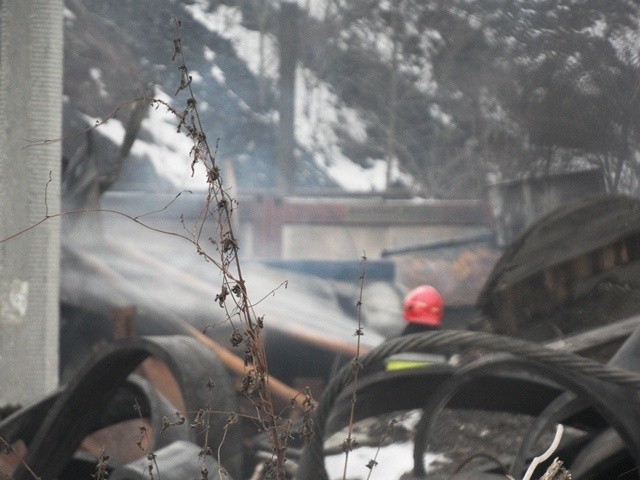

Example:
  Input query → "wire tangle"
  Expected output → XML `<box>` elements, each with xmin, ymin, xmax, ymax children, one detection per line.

<box><xmin>295</xmin><ymin>329</ymin><xmax>640</xmax><ymax>480</ymax></box>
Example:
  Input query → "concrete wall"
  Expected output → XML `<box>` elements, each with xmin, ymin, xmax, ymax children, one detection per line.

<box><xmin>282</xmin><ymin>224</ymin><xmax>486</xmax><ymax>260</ymax></box>
<box><xmin>487</xmin><ymin>168</ymin><xmax>606</xmax><ymax>247</ymax></box>
<box><xmin>242</xmin><ymin>197</ymin><xmax>491</xmax><ymax>259</ymax></box>
<box><xmin>102</xmin><ymin>192</ymin><xmax>492</xmax><ymax>261</ymax></box>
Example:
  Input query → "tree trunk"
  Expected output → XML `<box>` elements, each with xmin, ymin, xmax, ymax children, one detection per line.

<box><xmin>385</xmin><ymin>2</ymin><xmax>401</xmax><ymax>190</ymax></box>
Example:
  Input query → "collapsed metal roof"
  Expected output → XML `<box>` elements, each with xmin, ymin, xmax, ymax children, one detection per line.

<box><xmin>479</xmin><ymin>195</ymin><xmax>640</xmax><ymax>301</ymax></box>
<box><xmin>477</xmin><ymin>195</ymin><xmax>640</xmax><ymax>334</ymax></box>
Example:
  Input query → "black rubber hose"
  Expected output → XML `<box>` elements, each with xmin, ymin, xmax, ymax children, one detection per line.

<box><xmin>295</xmin><ymin>330</ymin><xmax>640</xmax><ymax>480</ymax></box>
<box><xmin>12</xmin><ymin>335</ymin><xmax>241</xmax><ymax>480</ymax></box>
<box><xmin>411</xmin><ymin>355</ymin><xmax>640</xmax><ymax>478</ymax></box>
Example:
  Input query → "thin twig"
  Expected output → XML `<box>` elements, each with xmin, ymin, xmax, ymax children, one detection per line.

<box><xmin>44</xmin><ymin>171</ymin><xmax>52</xmax><ymax>217</ymax></box>
<box><xmin>538</xmin><ymin>458</ymin><xmax>571</xmax><ymax>480</ymax></box>
<box><xmin>23</xmin><ymin>96</ymin><xmax>157</xmax><ymax>149</ymax></box>
<box><xmin>132</xmin><ymin>190</ymin><xmax>193</xmax><ymax>221</ymax></box>
<box><xmin>0</xmin><ymin>207</ymin><xmax>226</xmax><ymax>272</ymax></box>
<box><xmin>365</xmin><ymin>417</ymin><xmax>399</xmax><ymax>480</ymax></box>
<box><xmin>341</xmin><ymin>253</ymin><xmax>367</xmax><ymax>480</ymax></box>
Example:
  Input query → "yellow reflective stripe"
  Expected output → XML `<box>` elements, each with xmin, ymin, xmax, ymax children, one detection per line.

<box><xmin>385</xmin><ymin>360</ymin><xmax>432</xmax><ymax>371</ymax></box>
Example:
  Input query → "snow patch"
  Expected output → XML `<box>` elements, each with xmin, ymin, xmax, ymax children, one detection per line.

<box><xmin>202</xmin><ymin>46</ymin><xmax>226</xmax><ymax>84</ymax></box>
<box><xmin>189</xmin><ymin>70</ymin><xmax>204</xmax><ymax>84</ymax></box>
<box><xmin>89</xmin><ymin>68</ymin><xmax>108</xmax><ymax>99</ymax></box>
<box><xmin>429</xmin><ymin>104</ymin><xmax>453</xmax><ymax>126</ymax></box>
<box><xmin>296</xmin><ymin>67</ymin><xmax>368</xmax><ymax>145</ymax></box>
<box><xmin>327</xmin><ymin>155</ymin><xmax>389</xmax><ymax>191</ymax></box>
<box><xmin>610</xmin><ymin>23</ymin><xmax>640</xmax><ymax>66</ymax></box>
<box><xmin>580</xmin><ymin>18</ymin><xmax>608</xmax><ymax>38</ymax></box>
<box><xmin>184</xmin><ymin>0</ymin><xmax>405</xmax><ymax>192</ymax></box>
<box><xmin>211</xmin><ymin>64</ymin><xmax>226</xmax><ymax>84</ymax></box>
<box><xmin>203</xmin><ymin>45</ymin><xmax>215</xmax><ymax>62</ymax></box>
<box><xmin>325</xmin><ymin>443</ymin><xmax>448</xmax><ymax>479</ymax></box>
<box><xmin>295</xmin><ymin>67</ymin><xmax>390</xmax><ymax>191</ymax></box>
<box><xmin>63</xmin><ymin>7</ymin><xmax>76</xmax><ymax>21</ymax></box>
<box><xmin>87</xmin><ymin>89</ymin><xmax>209</xmax><ymax>191</ymax></box>
<box><xmin>184</xmin><ymin>2</ymin><xmax>279</xmax><ymax>80</ymax></box>
<box><xmin>295</xmin><ymin>0</ymin><xmax>330</xmax><ymax>21</ymax></box>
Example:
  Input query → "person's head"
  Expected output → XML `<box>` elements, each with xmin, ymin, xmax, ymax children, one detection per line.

<box><xmin>403</xmin><ymin>285</ymin><xmax>444</xmax><ymax>329</ymax></box>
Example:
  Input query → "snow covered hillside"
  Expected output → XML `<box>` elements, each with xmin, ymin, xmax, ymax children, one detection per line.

<box><xmin>62</xmin><ymin>0</ymin><xmax>640</xmax><ymax>199</ymax></box>
<box><xmin>63</xmin><ymin>0</ymin><xmax>403</xmax><ymax>195</ymax></box>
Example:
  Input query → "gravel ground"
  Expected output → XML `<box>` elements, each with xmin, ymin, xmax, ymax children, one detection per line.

<box><xmin>427</xmin><ymin>409</ymin><xmax>536</xmax><ymax>475</ymax></box>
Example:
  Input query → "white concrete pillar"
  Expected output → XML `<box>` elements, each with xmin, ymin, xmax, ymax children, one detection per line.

<box><xmin>0</xmin><ymin>0</ymin><xmax>63</xmax><ymax>403</ymax></box>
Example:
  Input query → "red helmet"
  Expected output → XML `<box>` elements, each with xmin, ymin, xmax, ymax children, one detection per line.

<box><xmin>403</xmin><ymin>285</ymin><xmax>444</xmax><ymax>327</ymax></box>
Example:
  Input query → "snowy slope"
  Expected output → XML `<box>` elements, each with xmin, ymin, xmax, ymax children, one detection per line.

<box><xmin>183</xmin><ymin>0</ymin><xmax>404</xmax><ymax>191</ymax></box>
<box><xmin>63</xmin><ymin>0</ymin><xmax>399</xmax><ymax>194</ymax></box>
<box><xmin>63</xmin><ymin>1</ymin><xmax>640</xmax><ymax>198</ymax></box>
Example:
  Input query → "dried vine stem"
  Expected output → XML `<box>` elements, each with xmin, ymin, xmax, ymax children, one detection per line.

<box><xmin>537</xmin><ymin>458</ymin><xmax>570</xmax><ymax>480</ymax></box>
<box><xmin>365</xmin><ymin>417</ymin><xmax>398</xmax><ymax>480</ymax></box>
<box><xmin>169</xmin><ymin>18</ymin><xmax>291</xmax><ymax>479</ymax></box>
<box><xmin>340</xmin><ymin>254</ymin><xmax>367</xmax><ymax>479</ymax></box>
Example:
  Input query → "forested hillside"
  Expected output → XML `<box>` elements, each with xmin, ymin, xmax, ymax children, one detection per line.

<box><xmin>62</xmin><ymin>0</ymin><xmax>640</xmax><ymax>198</ymax></box>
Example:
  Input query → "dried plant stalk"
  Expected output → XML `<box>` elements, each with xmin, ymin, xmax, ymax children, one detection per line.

<box><xmin>538</xmin><ymin>458</ymin><xmax>571</xmax><ymax>480</ymax></box>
